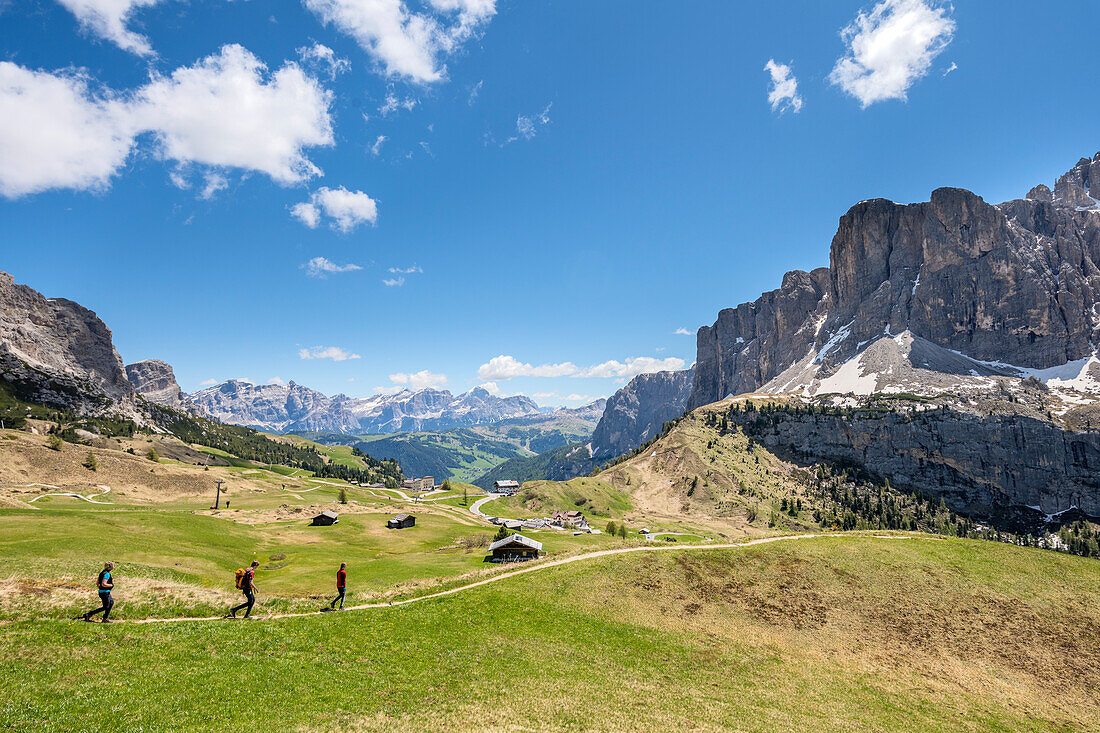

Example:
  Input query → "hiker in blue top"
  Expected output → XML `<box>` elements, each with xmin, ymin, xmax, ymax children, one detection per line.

<box><xmin>81</xmin><ymin>562</ymin><xmax>115</xmax><ymax>623</ymax></box>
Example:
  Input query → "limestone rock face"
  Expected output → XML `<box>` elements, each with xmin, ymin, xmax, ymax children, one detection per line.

<box><xmin>589</xmin><ymin>368</ymin><xmax>694</xmax><ymax>458</ymax></box>
<box><xmin>739</xmin><ymin>409</ymin><xmax>1100</xmax><ymax>518</ymax></box>
<box><xmin>690</xmin><ymin>153</ymin><xmax>1100</xmax><ymax>409</ymax></box>
<box><xmin>0</xmin><ymin>271</ymin><xmax>138</xmax><ymax>416</ymax></box>
<box><xmin>125</xmin><ymin>359</ymin><xmax>204</xmax><ymax>415</ymax></box>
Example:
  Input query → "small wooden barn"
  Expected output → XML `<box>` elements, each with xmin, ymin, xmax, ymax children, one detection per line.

<box><xmin>488</xmin><ymin>533</ymin><xmax>543</xmax><ymax>562</ymax></box>
<box><xmin>387</xmin><ymin>513</ymin><xmax>415</xmax><ymax>529</ymax></box>
<box><xmin>311</xmin><ymin>510</ymin><xmax>339</xmax><ymax>526</ymax></box>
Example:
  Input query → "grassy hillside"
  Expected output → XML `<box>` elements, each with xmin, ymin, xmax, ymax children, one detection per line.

<box><xmin>352</xmin><ymin>429</ymin><xmax>527</xmax><ymax>482</ymax></box>
<box><xmin>473</xmin><ymin>442</ymin><xmax>601</xmax><ymax>490</ymax></box>
<box><xmin>2</xmin><ymin>537</ymin><xmax>1098</xmax><ymax>730</ymax></box>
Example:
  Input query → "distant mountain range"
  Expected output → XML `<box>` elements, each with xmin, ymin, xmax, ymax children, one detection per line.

<box><xmin>188</xmin><ymin>379</ymin><xmax>600</xmax><ymax>435</ymax></box>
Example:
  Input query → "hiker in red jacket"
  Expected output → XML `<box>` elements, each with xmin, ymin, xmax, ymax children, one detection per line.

<box><xmin>329</xmin><ymin>562</ymin><xmax>347</xmax><ymax>610</ymax></box>
<box><xmin>226</xmin><ymin>561</ymin><xmax>259</xmax><ymax>619</ymax></box>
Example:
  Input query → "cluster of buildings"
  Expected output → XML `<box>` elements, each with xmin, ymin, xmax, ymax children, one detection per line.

<box><xmin>486</xmin><ymin>509</ymin><xmax>591</xmax><ymax>533</ymax></box>
<box><xmin>403</xmin><ymin>476</ymin><xmax>435</xmax><ymax>491</ymax></box>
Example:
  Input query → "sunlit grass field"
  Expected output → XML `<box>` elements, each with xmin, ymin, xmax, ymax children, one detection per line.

<box><xmin>1</xmin><ymin>537</ymin><xmax>1098</xmax><ymax>731</ymax></box>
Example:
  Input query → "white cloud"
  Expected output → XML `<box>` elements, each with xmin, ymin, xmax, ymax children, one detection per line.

<box><xmin>764</xmin><ymin>59</ymin><xmax>803</xmax><ymax>114</ymax></box>
<box><xmin>388</xmin><ymin>265</ymin><xmax>422</xmax><ymax>274</ymax></box>
<box><xmin>266</xmin><ymin>376</ymin><xmax>287</xmax><ymax>386</ymax></box>
<box><xmin>508</xmin><ymin>102</ymin><xmax>551</xmax><ymax>143</ymax></box>
<box><xmin>198</xmin><ymin>378</ymin><xmax>218</xmax><ymax>386</ymax></box>
<box><xmin>467</xmin><ymin>79</ymin><xmax>483</xmax><ymax>105</ymax></box>
<box><xmin>382</xmin><ymin>276</ymin><xmax>405</xmax><ymax>287</ymax></box>
<box><xmin>298</xmin><ymin>345</ymin><xmax>361</xmax><ymax>361</ymax></box>
<box><xmin>133</xmin><ymin>45</ymin><xmax>334</xmax><ymax>184</ymax></box>
<box><xmin>674</xmin><ymin>327</ymin><xmax>693</xmax><ymax>336</ymax></box>
<box><xmin>303</xmin><ymin>0</ymin><xmax>496</xmax><ymax>84</ymax></box>
<box><xmin>0</xmin><ymin>64</ymin><xmax>133</xmax><ymax>197</ymax></box>
<box><xmin>477</xmin><ymin>355</ymin><xmax>579</xmax><ymax>381</ymax></box>
<box><xmin>56</xmin><ymin>0</ymin><xmax>162</xmax><ymax>57</ymax></box>
<box><xmin>942</xmin><ymin>61</ymin><xmax>957</xmax><ymax>77</ymax></box>
<box><xmin>829</xmin><ymin>0</ymin><xmax>955</xmax><ymax>108</ymax></box>
<box><xmin>199</xmin><ymin>171</ymin><xmax>228</xmax><ymax>200</ymax></box>
<box><xmin>478</xmin><ymin>381</ymin><xmax>501</xmax><ymax>395</ymax></box>
<box><xmin>477</xmin><ymin>353</ymin><xmax>686</xmax><ymax>381</ymax></box>
<box><xmin>290</xmin><ymin>202</ymin><xmax>321</xmax><ymax>228</ymax></box>
<box><xmin>379</xmin><ymin>90</ymin><xmax>418</xmax><ymax>116</ymax></box>
<box><xmin>296</xmin><ymin>43</ymin><xmax>351</xmax><ymax>79</ymax></box>
<box><xmin>576</xmin><ymin>357</ymin><xmax>685</xmax><ymax>379</ymax></box>
<box><xmin>370</xmin><ymin>134</ymin><xmax>387</xmax><ymax>156</ymax></box>
<box><xmin>303</xmin><ymin>256</ymin><xmax>363</xmax><ymax>277</ymax></box>
<box><xmin>291</xmin><ymin>186</ymin><xmax>378</xmax><ymax>231</ymax></box>
<box><xmin>389</xmin><ymin>369</ymin><xmax>448</xmax><ymax>389</ymax></box>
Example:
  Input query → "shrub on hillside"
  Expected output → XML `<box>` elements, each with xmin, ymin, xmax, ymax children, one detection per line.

<box><xmin>47</xmin><ymin>435</ymin><xmax>63</xmax><ymax>451</ymax></box>
<box><xmin>82</xmin><ymin>452</ymin><xmax>97</xmax><ymax>471</ymax></box>
<box><xmin>145</xmin><ymin>447</ymin><xmax>159</xmax><ymax>462</ymax></box>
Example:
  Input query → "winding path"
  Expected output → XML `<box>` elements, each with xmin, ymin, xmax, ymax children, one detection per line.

<box><xmin>28</xmin><ymin>485</ymin><xmax>112</xmax><ymax>505</ymax></box>
<box><xmin>123</xmin><ymin>533</ymin><xmax>934</xmax><ymax>626</ymax></box>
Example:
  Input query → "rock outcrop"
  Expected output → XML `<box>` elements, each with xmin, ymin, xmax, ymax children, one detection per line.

<box><xmin>736</xmin><ymin>407</ymin><xmax>1100</xmax><ymax>518</ymax></box>
<box><xmin>590</xmin><ymin>369</ymin><xmax>694</xmax><ymax>458</ymax></box>
<box><xmin>690</xmin><ymin>152</ymin><xmax>1100</xmax><ymax>408</ymax></box>
<box><xmin>0</xmin><ymin>271</ymin><xmax>138</xmax><ymax>417</ymax></box>
<box><xmin>190</xmin><ymin>381</ymin><xmax>544</xmax><ymax>434</ymax></box>
<box><xmin>125</xmin><ymin>359</ymin><xmax>204</xmax><ymax>415</ymax></box>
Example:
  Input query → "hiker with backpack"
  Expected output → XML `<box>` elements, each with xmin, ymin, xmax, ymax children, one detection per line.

<box><xmin>226</xmin><ymin>561</ymin><xmax>259</xmax><ymax>619</ymax></box>
<box><xmin>81</xmin><ymin>561</ymin><xmax>115</xmax><ymax>623</ymax></box>
<box><xmin>328</xmin><ymin>562</ymin><xmax>347</xmax><ymax>611</ymax></box>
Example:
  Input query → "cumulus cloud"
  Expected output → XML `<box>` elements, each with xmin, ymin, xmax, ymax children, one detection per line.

<box><xmin>674</xmin><ymin>327</ymin><xmax>693</xmax><ymax>336</ymax></box>
<box><xmin>389</xmin><ymin>369</ymin><xmax>448</xmax><ymax>389</ymax></box>
<box><xmin>764</xmin><ymin>59</ymin><xmax>803</xmax><ymax>114</ymax></box>
<box><xmin>298</xmin><ymin>345</ymin><xmax>361</xmax><ymax>361</ymax></box>
<box><xmin>477</xmin><ymin>355</ymin><xmax>578</xmax><ymax>381</ymax></box>
<box><xmin>303</xmin><ymin>0</ymin><xmax>496</xmax><ymax>83</ymax></box>
<box><xmin>575</xmin><ymin>357</ymin><xmax>685</xmax><ymax>379</ymax></box>
<box><xmin>296</xmin><ymin>43</ymin><xmax>350</xmax><ymax>79</ymax></box>
<box><xmin>0</xmin><ymin>45</ymin><xmax>338</xmax><ymax>199</ymax></box>
<box><xmin>829</xmin><ymin>0</ymin><xmax>955</xmax><ymax>108</ymax></box>
<box><xmin>266</xmin><ymin>376</ymin><xmax>287</xmax><ymax>386</ymax></box>
<box><xmin>303</xmin><ymin>256</ymin><xmax>363</xmax><ymax>277</ymax></box>
<box><xmin>56</xmin><ymin>0</ymin><xmax>163</xmax><ymax>57</ymax></box>
<box><xmin>0</xmin><ymin>64</ymin><xmax>133</xmax><ymax>197</ymax></box>
<box><xmin>133</xmin><ymin>45</ymin><xmax>334</xmax><ymax>184</ymax></box>
<box><xmin>291</xmin><ymin>186</ymin><xmax>378</xmax><ymax>231</ymax></box>
<box><xmin>198</xmin><ymin>378</ymin><xmax>218</xmax><ymax>386</ymax></box>
<box><xmin>478</xmin><ymin>381</ymin><xmax>501</xmax><ymax>395</ymax></box>
<box><xmin>382</xmin><ymin>276</ymin><xmax>405</xmax><ymax>287</ymax></box>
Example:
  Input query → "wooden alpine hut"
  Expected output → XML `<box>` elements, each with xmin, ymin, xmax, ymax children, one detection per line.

<box><xmin>488</xmin><ymin>533</ymin><xmax>543</xmax><ymax>562</ymax></box>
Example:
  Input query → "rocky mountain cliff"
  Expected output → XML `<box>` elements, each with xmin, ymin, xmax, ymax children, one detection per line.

<box><xmin>0</xmin><ymin>271</ymin><xmax>140</xmax><ymax>418</ymax></box>
<box><xmin>125</xmin><ymin>359</ymin><xmax>204</xmax><ymax>416</ymax></box>
<box><xmin>689</xmin><ymin>153</ymin><xmax>1100</xmax><ymax>409</ymax></box>
<box><xmin>190</xmin><ymin>381</ymin><xmax>543</xmax><ymax>434</ymax></box>
<box><xmin>589</xmin><ymin>368</ymin><xmax>694</xmax><ymax>458</ymax></box>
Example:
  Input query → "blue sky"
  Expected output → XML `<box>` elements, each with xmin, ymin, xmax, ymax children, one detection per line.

<box><xmin>2</xmin><ymin>0</ymin><xmax>1097</xmax><ymax>406</ymax></box>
